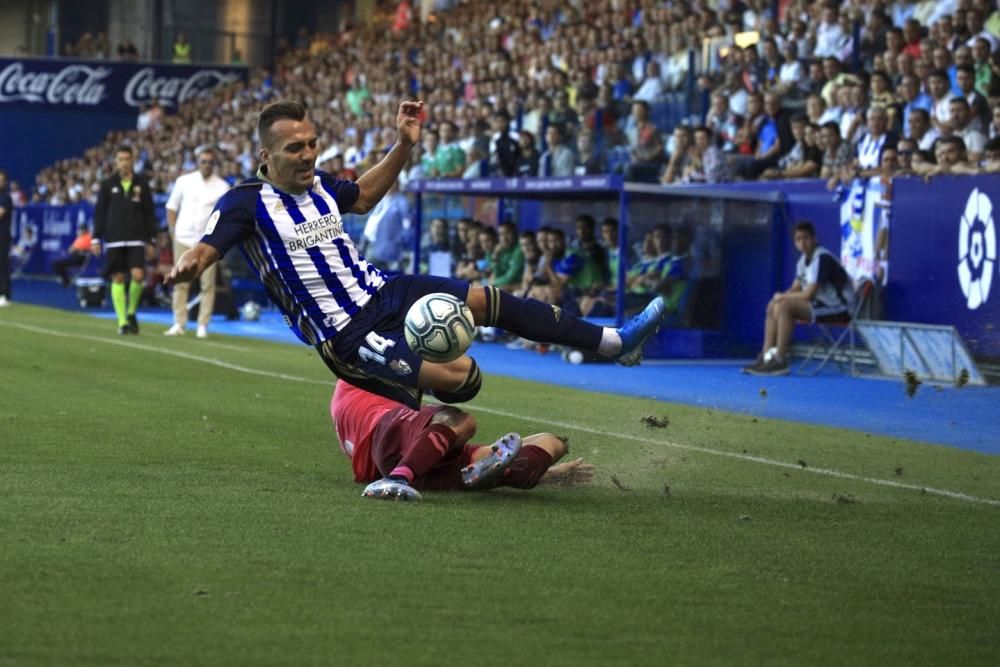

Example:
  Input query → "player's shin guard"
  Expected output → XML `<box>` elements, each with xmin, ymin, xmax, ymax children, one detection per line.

<box><xmin>501</xmin><ymin>445</ymin><xmax>555</xmax><ymax>489</ymax></box>
<box><xmin>432</xmin><ymin>359</ymin><xmax>482</xmax><ymax>404</ymax></box>
<box><xmin>390</xmin><ymin>423</ymin><xmax>459</xmax><ymax>484</ymax></box>
<box><xmin>482</xmin><ymin>286</ymin><xmax>602</xmax><ymax>351</ymax></box>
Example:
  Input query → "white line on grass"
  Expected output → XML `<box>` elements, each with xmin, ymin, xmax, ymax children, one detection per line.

<box><xmin>0</xmin><ymin>320</ymin><xmax>332</xmax><ymax>387</ymax></box>
<box><xmin>3</xmin><ymin>318</ymin><xmax>997</xmax><ymax>508</ymax></box>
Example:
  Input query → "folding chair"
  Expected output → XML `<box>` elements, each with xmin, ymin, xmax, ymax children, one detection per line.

<box><xmin>796</xmin><ymin>279</ymin><xmax>874</xmax><ymax>376</ymax></box>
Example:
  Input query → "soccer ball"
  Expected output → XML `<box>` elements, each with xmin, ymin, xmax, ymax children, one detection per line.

<box><xmin>404</xmin><ymin>293</ymin><xmax>475</xmax><ymax>363</ymax></box>
<box><xmin>241</xmin><ymin>301</ymin><xmax>262</xmax><ymax>321</ymax></box>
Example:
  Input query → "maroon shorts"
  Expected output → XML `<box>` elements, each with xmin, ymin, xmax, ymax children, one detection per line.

<box><xmin>369</xmin><ymin>406</ymin><xmax>555</xmax><ymax>491</ymax></box>
<box><xmin>370</xmin><ymin>405</ymin><xmax>477</xmax><ymax>491</ymax></box>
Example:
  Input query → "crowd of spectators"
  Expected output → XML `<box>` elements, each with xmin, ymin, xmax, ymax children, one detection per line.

<box><xmin>63</xmin><ymin>32</ymin><xmax>140</xmax><ymax>61</ymax></box>
<box><xmin>417</xmin><ymin>212</ymin><xmax>695</xmax><ymax>330</ymax></box>
<box><xmin>28</xmin><ymin>0</ymin><xmax>1000</xmax><ymax>210</ymax></box>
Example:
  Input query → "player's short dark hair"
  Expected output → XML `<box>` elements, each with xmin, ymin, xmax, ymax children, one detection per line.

<box><xmin>909</xmin><ymin>107</ymin><xmax>930</xmax><ymax>121</ymax></box>
<box><xmin>793</xmin><ymin>221</ymin><xmax>816</xmax><ymax>237</ymax></box>
<box><xmin>929</xmin><ymin>68</ymin><xmax>949</xmax><ymax>81</ymax></box>
<box><xmin>950</xmin><ymin>96</ymin><xmax>970</xmax><ymax>108</ymax></box>
<box><xmin>791</xmin><ymin>113</ymin><xmax>809</xmax><ymax>125</ymax></box>
<box><xmin>258</xmin><ymin>100</ymin><xmax>307</xmax><ymax>147</ymax></box>
<box><xmin>956</xmin><ymin>63</ymin><xmax>975</xmax><ymax>77</ymax></box>
<box><xmin>821</xmin><ymin>121</ymin><xmax>841</xmax><ymax>134</ymax></box>
<box><xmin>575</xmin><ymin>214</ymin><xmax>596</xmax><ymax>230</ymax></box>
<box><xmin>602</xmin><ymin>217</ymin><xmax>618</xmax><ymax>228</ymax></box>
<box><xmin>115</xmin><ymin>145</ymin><xmax>133</xmax><ymax>156</ymax></box>
<box><xmin>499</xmin><ymin>221</ymin><xmax>518</xmax><ymax>233</ymax></box>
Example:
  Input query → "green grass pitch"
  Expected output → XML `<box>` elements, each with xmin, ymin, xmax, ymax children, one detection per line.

<box><xmin>1</xmin><ymin>305</ymin><xmax>999</xmax><ymax>666</ymax></box>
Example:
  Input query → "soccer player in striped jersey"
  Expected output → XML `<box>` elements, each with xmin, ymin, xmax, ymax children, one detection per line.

<box><xmin>166</xmin><ymin>99</ymin><xmax>667</xmax><ymax>422</ymax></box>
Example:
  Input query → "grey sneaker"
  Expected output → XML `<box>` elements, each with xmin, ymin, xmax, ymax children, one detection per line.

<box><xmin>361</xmin><ymin>478</ymin><xmax>423</xmax><ymax>501</ymax></box>
<box><xmin>461</xmin><ymin>433</ymin><xmax>523</xmax><ymax>489</ymax></box>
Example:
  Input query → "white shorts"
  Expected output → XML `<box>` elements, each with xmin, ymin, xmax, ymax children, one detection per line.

<box><xmin>810</xmin><ymin>302</ymin><xmax>850</xmax><ymax>322</ymax></box>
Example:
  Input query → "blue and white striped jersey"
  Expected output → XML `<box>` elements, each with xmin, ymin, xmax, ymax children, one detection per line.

<box><xmin>200</xmin><ymin>169</ymin><xmax>385</xmax><ymax>345</ymax></box>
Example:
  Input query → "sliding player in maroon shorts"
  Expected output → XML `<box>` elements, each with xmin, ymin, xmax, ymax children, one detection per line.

<box><xmin>330</xmin><ymin>380</ymin><xmax>593</xmax><ymax>501</ymax></box>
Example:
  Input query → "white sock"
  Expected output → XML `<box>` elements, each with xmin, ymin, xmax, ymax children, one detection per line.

<box><xmin>597</xmin><ymin>327</ymin><xmax>622</xmax><ymax>356</ymax></box>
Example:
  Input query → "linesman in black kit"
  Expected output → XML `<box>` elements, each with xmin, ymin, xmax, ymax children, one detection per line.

<box><xmin>92</xmin><ymin>146</ymin><xmax>158</xmax><ymax>334</ymax></box>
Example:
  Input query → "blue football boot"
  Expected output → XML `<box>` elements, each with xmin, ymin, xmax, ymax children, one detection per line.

<box><xmin>612</xmin><ymin>296</ymin><xmax>667</xmax><ymax>366</ymax></box>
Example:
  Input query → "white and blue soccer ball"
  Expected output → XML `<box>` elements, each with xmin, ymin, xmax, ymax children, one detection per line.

<box><xmin>404</xmin><ymin>293</ymin><xmax>475</xmax><ymax>363</ymax></box>
<box><xmin>241</xmin><ymin>300</ymin><xmax>262</xmax><ymax>322</ymax></box>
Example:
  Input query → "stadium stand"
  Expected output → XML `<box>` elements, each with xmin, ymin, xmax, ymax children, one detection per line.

<box><xmin>25</xmin><ymin>0</ymin><xmax>1000</xmax><ymax>210</ymax></box>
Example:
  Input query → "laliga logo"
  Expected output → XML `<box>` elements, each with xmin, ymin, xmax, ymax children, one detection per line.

<box><xmin>124</xmin><ymin>67</ymin><xmax>242</xmax><ymax>107</ymax></box>
<box><xmin>957</xmin><ymin>188</ymin><xmax>996</xmax><ymax>310</ymax></box>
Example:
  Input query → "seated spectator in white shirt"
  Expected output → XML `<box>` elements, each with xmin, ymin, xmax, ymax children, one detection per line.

<box><xmin>633</xmin><ymin>61</ymin><xmax>666</xmax><ymax>104</ymax></box>
<box><xmin>537</xmin><ymin>125</ymin><xmax>575</xmax><ymax>178</ymax></box>
<box><xmin>928</xmin><ymin>69</ymin><xmax>954</xmax><ymax>134</ymax></box>
<box><xmin>948</xmin><ymin>97</ymin><xmax>987</xmax><ymax>161</ymax></box>
<box><xmin>814</xmin><ymin>6</ymin><xmax>848</xmax><ymax>58</ymax></box>
<box><xmin>907</xmin><ymin>108</ymin><xmax>940</xmax><ymax>151</ymax></box>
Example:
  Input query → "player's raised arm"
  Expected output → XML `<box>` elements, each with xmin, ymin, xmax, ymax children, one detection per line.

<box><xmin>165</xmin><ymin>242</ymin><xmax>220</xmax><ymax>286</ymax></box>
<box><xmin>351</xmin><ymin>100</ymin><xmax>424</xmax><ymax>214</ymax></box>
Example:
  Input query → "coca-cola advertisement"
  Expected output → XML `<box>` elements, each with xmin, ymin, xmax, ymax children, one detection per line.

<box><xmin>0</xmin><ymin>57</ymin><xmax>247</xmax><ymax>113</ymax></box>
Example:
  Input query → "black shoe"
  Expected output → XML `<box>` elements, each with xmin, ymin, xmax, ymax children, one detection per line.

<box><xmin>748</xmin><ymin>357</ymin><xmax>789</xmax><ymax>376</ymax></box>
<box><xmin>742</xmin><ymin>353</ymin><xmax>765</xmax><ymax>374</ymax></box>
<box><xmin>127</xmin><ymin>314</ymin><xmax>139</xmax><ymax>334</ymax></box>
<box><xmin>118</xmin><ymin>324</ymin><xmax>130</xmax><ymax>335</ymax></box>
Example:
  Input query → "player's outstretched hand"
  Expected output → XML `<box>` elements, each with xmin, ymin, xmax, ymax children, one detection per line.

<box><xmin>397</xmin><ymin>100</ymin><xmax>424</xmax><ymax>147</ymax></box>
<box><xmin>164</xmin><ymin>251</ymin><xmax>198</xmax><ymax>286</ymax></box>
<box><xmin>540</xmin><ymin>458</ymin><xmax>595</xmax><ymax>487</ymax></box>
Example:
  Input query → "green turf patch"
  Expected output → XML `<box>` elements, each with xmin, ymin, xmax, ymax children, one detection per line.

<box><xmin>1</xmin><ymin>305</ymin><xmax>998</xmax><ymax>666</ymax></box>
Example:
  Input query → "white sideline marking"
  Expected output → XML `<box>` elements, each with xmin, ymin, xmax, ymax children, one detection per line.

<box><xmin>2</xmin><ymin>318</ymin><xmax>997</xmax><ymax>508</ymax></box>
<box><xmin>0</xmin><ymin>320</ymin><xmax>331</xmax><ymax>387</ymax></box>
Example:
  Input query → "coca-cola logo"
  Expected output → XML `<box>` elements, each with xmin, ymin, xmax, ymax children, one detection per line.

<box><xmin>0</xmin><ymin>62</ymin><xmax>110</xmax><ymax>105</ymax></box>
<box><xmin>124</xmin><ymin>67</ymin><xmax>242</xmax><ymax>108</ymax></box>
<box><xmin>0</xmin><ymin>59</ymin><xmax>244</xmax><ymax>109</ymax></box>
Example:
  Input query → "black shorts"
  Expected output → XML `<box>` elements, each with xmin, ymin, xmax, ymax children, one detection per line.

<box><xmin>315</xmin><ymin>274</ymin><xmax>471</xmax><ymax>408</ymax></box>
<box><xmin>103</xmin><ymin>246</ymin><xmax>145</xmax><ymax>276</ymax></box>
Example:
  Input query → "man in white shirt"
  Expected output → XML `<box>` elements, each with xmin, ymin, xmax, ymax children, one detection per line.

<box><xmin>948</xmin><ymin>97</ymin><xmax>988</xmax><ymax>161</ymax></box>
<box><xmin>537</xmin><ymin>125</ymin><xmax>575</xmax><ymax>177</ymax></box>
<box><xmin>632</xmin><ymin>61</ymin><xmax>666</xmax><ymax>104</ymax></box>
<box><xmin>164</xmin><ymin>147</ymin><xmax>231</xmax><ymax>338</ymax></box>
<box><xmin>814</xmin><ymin>6</ymin><xmax>848</xmax><ymax>58</ymax></box>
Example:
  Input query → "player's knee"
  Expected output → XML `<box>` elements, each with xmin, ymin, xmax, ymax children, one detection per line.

<box><xmin>465</xmin><ymin>286</ymin><xmax>487</xmax><ymax>323</ymax></box>
<box><xmin>430</xmin><ymin>407</ymin><xmax>476</xmax><ymax>445</ymax></box>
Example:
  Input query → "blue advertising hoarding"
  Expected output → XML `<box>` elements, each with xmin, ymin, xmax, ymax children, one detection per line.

<box><xmin>0</xmin><ymin>57</ymin><xmax>247</xmax><ymax>113</ymax></box>
<box><xmin>0</xmin><ymin>57</ymin><xmax>248</xmax><ymax>188</ymax></box>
